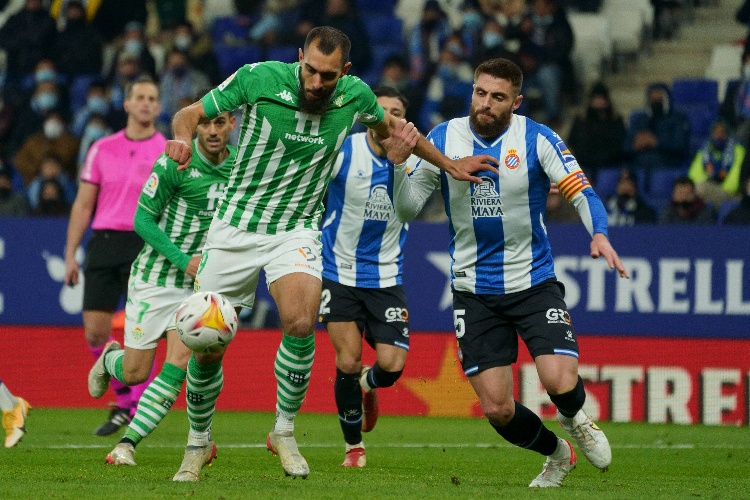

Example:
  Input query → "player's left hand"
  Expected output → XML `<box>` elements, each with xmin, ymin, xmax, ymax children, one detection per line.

<box><xmin>379</xmin><ymin>118</ymin><xmax>419</xmax><ymax>165</ymax></box>
<box><xmin>590</xmin><ymin>233</ymin><xmax>630</xmax><ymax>279</ymax></box>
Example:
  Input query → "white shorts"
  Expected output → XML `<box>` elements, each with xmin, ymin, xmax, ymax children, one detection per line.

<box><xmin>124</xmin><ymin>276</ymin><xmax>193</xmax><ymax>350</ymax></box>
<box><xmin>195</xmin><ymin>217</ymin><xmax>323</xmax><ymax>309</ymax></box>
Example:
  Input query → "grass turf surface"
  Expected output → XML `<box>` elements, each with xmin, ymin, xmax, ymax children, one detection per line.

<box><xmin>1</xmin><ymin>409</ymin><xmax>748</xmax><ymax>499</ymax></box>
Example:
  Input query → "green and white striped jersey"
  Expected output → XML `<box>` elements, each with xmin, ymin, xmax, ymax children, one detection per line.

<box><xmin>131</xmin><ymin>140</ymin><xmax>236</xmax><ymax>288</ymax></box>
<box><xmin>201</xmin><ymin>61</ymin><xmax>384</xmax><ymax>234</ymax></box>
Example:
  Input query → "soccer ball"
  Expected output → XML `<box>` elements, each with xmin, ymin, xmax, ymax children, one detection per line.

<box><xmin>175</xmin><ymin>291</ymin><xmax>238</xmax><ymax>354</ymax></box>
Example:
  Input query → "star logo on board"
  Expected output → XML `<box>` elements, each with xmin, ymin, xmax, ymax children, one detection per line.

<box><xmin>400</xmin><ymin>337</ymin><xmax>479</xmax><ymax>417</ymax></box>
<box><xmin>426</xmin><ymin>251</ymin><xmax>452</xmax><ymax>311</ymax></box>
<box><xmin>277</xmin><ymin>90</ymin><xmax>294</xmax><ymax>103</ymax></box>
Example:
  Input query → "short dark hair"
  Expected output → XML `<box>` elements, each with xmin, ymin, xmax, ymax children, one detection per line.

<box><xmin>304</xmin><ymin>26</ymin><xmax>351</xmax><ymax>65</ymax></box>
<box><xmin>474</xmin><ymin>58</ymin><xmax>523</xmax><ymax>95</ymax></box>
<box><xmin>125</xmin><ymin>75</ymin><xmax>158</xmax><ymax>99</ymax></box>
<box><xmin>673</xmin><ymin>176</ymin><xmax>695</xmax><ymax>190</ymax></box>
<box><xmin>372</xmin><ymin>86</ymin><xmax>409</xmax><ymax>110</ymax></box>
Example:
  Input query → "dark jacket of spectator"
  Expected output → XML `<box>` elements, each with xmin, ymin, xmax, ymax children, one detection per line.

<box><xmin>0</xmin><ymin>0</ymin><xmax>57</xmax><ymax>78</ymax></box>
<box><xmin>53</xmin><ymin>1</ymin><xmax>104</xmax><ymax>77</ymax></box>
<box><xmin>567</xmin><ymin>82</ymin><xmax>626</xmax><ymax>181</ymax></box>
<box><xmin>625</xmin><ymin>83</ymin><xmax>692</xmax><ymax>170</ymax></box>
<box><xmin>0</xmin><ymin>164</ymin><xmax>29</xmax><ymax>216</ymax></box>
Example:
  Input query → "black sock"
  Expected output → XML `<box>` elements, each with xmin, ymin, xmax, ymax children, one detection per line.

<box><xmin>334</xmin><ymin>368</ymin><xmax>363</xmax><ymax>445</ymax></box>
<box><xmin>548</xmin><ymin>376</ymin><xmax>586</xmax><ymax>418</ymax></box>
<box><xmin>490</xmin><ymin>401</ymin><xmax>558</xmax><ymax>456</ymax></box>
<box><xmin>366</xmin><ymin>363</ymin><xmax>402</xmax><ymax>389</ymax></box>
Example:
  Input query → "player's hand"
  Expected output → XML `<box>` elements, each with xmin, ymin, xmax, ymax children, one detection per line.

<box><xmin>165</xmin><ymin>139</ymin><xmax>192</xmax><ymax>170</ymax></box>
<box><xmin>64</xmin><ymin>257</ymin><xmax>79</xmax><ymax>287</ymax></box>
<box><xmin>549</xmin><ymin>182</ymin><xmax>559</xmax><ymax>195</ymax></box>
<box><xmin>379</xmin><ymin>118</ymin><xmax>419</xmax><ymax>165</ymax></box>
<box><xmin>590</xmin><ymin>233</ymin><xmax>630</xmax><ymax>279</ymax></box>
<box><xmin>447</xmin><ymin>155</ymin><xmax>500</xmax><ymax>184</ymax></box>
<box><xmin>185</xmin><ymin>255</ymin><xmax>202</xmax><ymax>278</ymax></box>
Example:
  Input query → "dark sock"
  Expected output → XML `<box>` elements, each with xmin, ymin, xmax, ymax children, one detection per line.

<box><xmin>548</xmin><ymin>376</ymin><xmax>586</xmax><ymax>418</ymax></box>
<box><xmin>366</xmin><ymin>363</ymin><xmax>402</xmax><ymax>389</ymax></box>
<box><xmin>119</xmin><ymin>437</ymin><xmax>136</xmax><ymax>447</ymax></box>
<box><xmin>335</xmin><ymin>368</ymin><xmax>363</xmax><ymax>445</ymax></box>
<box><xmin>490</xmin><ymin>401</ymin><xmax>558</xmax><ymax>456</ymax></box>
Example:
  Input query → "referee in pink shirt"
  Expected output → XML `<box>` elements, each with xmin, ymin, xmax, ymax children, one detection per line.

<box><xmin>64</xmin><ymin>76</ymin><xmax>167</xmax><ymax>436</ymax></box>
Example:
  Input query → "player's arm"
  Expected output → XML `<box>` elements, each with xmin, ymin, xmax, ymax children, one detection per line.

<box><xmin>372</xmin><ymin>114</ymin><xmax>499</xmax><ymax>184</ymax></box>
<box><xmin>167</xmin><ymin>101</ymin><xmax>208</xmax><ymax>170</ymax></box>
<box><xmin>538</xmin><ymin>134</ymin><xmax>629</xmax><ymax>278</ymax></box>
<box><xmin>133</xmin><ymin>157</ymin><xmax>192</xmax><ymax>274</ymax></box>
<box><xmin>379</xmin><ymin>120</ymin><xmax>440</xmax><ymax>222</ymax></box>
<box><xmin>64</xmin><ymin>181</ymin><xmax>99</xmax><ymax>286</ymax></box>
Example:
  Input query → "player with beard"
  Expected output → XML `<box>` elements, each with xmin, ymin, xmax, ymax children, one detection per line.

<box><xmin>386</xmin><ymin>58</ymin><xmax>629</xmax><ymax>488</ymax></box>
<box><xmin>163</xmin><ymin>26</ymin><xmax>498</xmax><ymax>482</ymax></box>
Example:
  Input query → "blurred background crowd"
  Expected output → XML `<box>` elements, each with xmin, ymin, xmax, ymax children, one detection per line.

<box><xmin>0</xmin><ymin>0</ymin><xmax>749</xmax><ymax>226</ymax></box>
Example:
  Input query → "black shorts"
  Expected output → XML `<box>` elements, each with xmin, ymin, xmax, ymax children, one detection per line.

<box><xmin>82</xmin><ymin>230</ymin><xmax>144</xmax><ymax>311</ymax></box>
<box><xmin>319</xmin><ymin>277</ymin><xmax>410</xmax><ymax>351</ymax></box>
<box><xmin>452</xmin><ymin>279</ymin><xmax>578</xmax><ymax>376</ymax></box>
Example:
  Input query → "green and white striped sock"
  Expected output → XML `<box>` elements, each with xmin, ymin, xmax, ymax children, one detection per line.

<box><xmin>185</xmin><ymin>355</ymin><xmax>223</xmax><ymax>439</ymax></box>
<box><xmin>123</xmin><ymin>362</ymin><xmax>185</xmax><ymax>445</ymax></box>
<box><xmin>273</xmin><ymin>333</ymin><xmax>315</xmax><ymax>433</ymax></box>
<box><xmin>103</xmin><ymin>350</ymin><xmax>125</xmax><ymax>382</ymax></box>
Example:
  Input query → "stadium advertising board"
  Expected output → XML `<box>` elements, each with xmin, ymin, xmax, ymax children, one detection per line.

<box><xmin>1</xmin><ymin>219</ymin><xmax>748</xmax><ymax>339</ymax></box>
<box><xmin>0</xmin><ymin>327</ymin><xmax>747</xmax><ymax>425</ymax></box>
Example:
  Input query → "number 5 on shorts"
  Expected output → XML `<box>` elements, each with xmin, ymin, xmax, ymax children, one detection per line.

<box><xmin>453</xmin><ymin>309</ymin><xmax>466</xmax><ymax>338</ymax></box>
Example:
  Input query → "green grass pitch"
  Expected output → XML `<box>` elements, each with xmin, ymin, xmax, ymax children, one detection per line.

<box><xmin>1</xmin><ymin>409</ymin><xmax>748</xmax><ymax>499</ymax></box>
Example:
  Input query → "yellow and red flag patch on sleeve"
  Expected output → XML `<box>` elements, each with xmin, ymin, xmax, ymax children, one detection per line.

<box><xmin>557</xmin><ymin>170</ymin><xmax>591</xmax><ymax>200</ymax></box>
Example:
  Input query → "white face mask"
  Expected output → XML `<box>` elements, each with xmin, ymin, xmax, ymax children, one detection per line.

<box><xmin>43</xmin><ymin>119</ymin><xmax>64</xmax><ymax>139</ymax></box>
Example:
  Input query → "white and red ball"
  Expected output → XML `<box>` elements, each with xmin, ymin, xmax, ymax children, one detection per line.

<box><xmin>175</xmin><ymin>291</ymin><xmax>238</xmax><ymax>354</ymax></box>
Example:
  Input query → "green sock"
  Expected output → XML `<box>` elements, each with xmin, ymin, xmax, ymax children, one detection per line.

<box><xmin>103</xmin><ymin>350</ymin><xmax>125</xmax><ymax>382</ymax></box>
<box><xmin>274</xmin><ymin>333</ymin><xmax>315</xmax><ymax>415</ymax></box>
<box><xmin>186</xmin><ymin>355</ymin><xmax>223</xmax><ymax>433</ymax></box>
<box><xmin>122</xmin><ymin>362</ymin><xmax>186</xmax><ymax>445</ymax></box>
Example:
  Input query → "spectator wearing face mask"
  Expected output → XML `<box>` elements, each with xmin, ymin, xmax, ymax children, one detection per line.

<box><xmin>567</xmin><ymin>82</ymin><xmax>626</xmax><ymax>184</ymax></box>
<box><xmin>6</xmin><ymin>79</ymin><xmax>63</xmax><ymax>159</ymax></box>
<box><xmin>26</xmin><ymin>154</ymin><xmax>77</xmax><ymax>211</ymax></box>
<box><xmin>172</xmin><ymin>20</ymin><xmax>221</xmax><ymax>85</ymax></box>
<box><xmin>0</xmin><ymin>162</ymin><xmax>29</xmax><ymax>216</ymax></box>
<box><xmin>32</xmin><ymin>177</ymin><xmax>71</xmax><ymax>216</ymax></box>
<box><xmin>419</xmin><ymin>33</ymin><xmax>474</xmax><ymax>131</ymax></box>
<box><xmin>72</xmin><ymin>81</ymin><xmax>114</xmax><ymax>137</ymax></box>
<box><xmin>408</xmin><ymin>0</ymin><xmax>452</xmax><ymax>86</ymax></box>
<box><xmin>625</xmin><ymin>82</ymin><xmax>692</xmax><ymax>172</ymax></box>
<box><xmin>688</xmin><ymin>120</ymin><xmax>745</xmax><ymax>208</ymax></box>
<box><xmin>660</xmin><ymin>176</ymin><xmax>716</xmax><ymax>224</ymax></box>
<box><xmin>471</xmin><ymin>17</ymin><xmax>519</xmax><ymax>68</ymax></box>
<box><xmin>157</xmin><ymin>49</ymin><xmax>210</xmax><ymax>133</ymax></box>
<box><xmin>107</xmin><ymin>21</ymin><xmax>156</xmax><ymax>82</ymax></box>
<box><xmin>605</xmin><ymin>168</ymin><xmax>656</xmax><ymax>226</ymax></box>
<box><xmin>52</xmin><ymin>0</ymin><xmax>103</xmax><ymax>78</ymax></box>
<box><xmin>76</xmin><ymin>113</ymin><xmax>112</xmax><ymax>169</ymax></box>
<box><xmin>14</xmin><ymin>111</ymin><xmax>80</xmax><ymax>186</ymax></box>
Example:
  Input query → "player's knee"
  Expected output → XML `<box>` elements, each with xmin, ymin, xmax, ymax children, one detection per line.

<box><xmin>482</xmin><ymin>399</ymin><xmax>515</xmax><ymax>426</ymax></box>
<box><xmin>122</xmin><ymin>365</ymin><xmax>150</xmax><ymax>386</ymax></box>
<box><xmin>336</xmin><ymin>357</ymin><xmax>361</xmax><ymax>374</ymax></box>
<box><xmin>282</xmin><ymin>316</ymin><xmax>317</xmax><ymax>337</ymax></box>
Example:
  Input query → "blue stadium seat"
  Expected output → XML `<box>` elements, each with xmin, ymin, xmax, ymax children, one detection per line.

<box><xmin>718</xmin><ymin>199</ymin><xmax>741</xmax><ymax>223</ymax></box>
<box><xmin>266</xmin><ymin>45</ymin><xmax>299</xmax><ymax>64</ymax></box>
<box><xmin>355</xmin><ymin>0</ymin><xmax>397</xmax><ymax>15</ymax></box>
<box><xmin>648</xmin><ymin>168</ymin><xmax>685</xmax><ymax>199</ymax></box>
<box><xmin>363</xmin><ymin>14</ymin><xmax>403</xmax><ymax>45</ymax></box>
<box><xmin>213</xmin><ymin>44</ymin><xmax>263</xmax><ymax>79</ymax></box>
<box><xmin>594</xmin><ymin>167</ymin><xmax>623</xmax><ymax>198</ymax></box>
<box><xmin>211</xmin><ymin>15</ymin><xmax>254</xmax><ymax>45</ymax></box>
<box><xmin>680</xmin><ymin>105</ymin><xmax>717</xmax><ymax>154</ymax></box>
<box><xmin>69</xmin><ymin>74</ymin><xmax>99</xmax><ymax>116</ymax></box>
<box><xmin>671</xmin><ymin>78</ymin><xmax>719</xmax><ymax>109</ymax></box>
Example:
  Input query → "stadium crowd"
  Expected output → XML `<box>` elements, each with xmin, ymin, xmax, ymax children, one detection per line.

<box><xmin>0</xmin><ymin>0</ymin><xmax>749</xmax><ymax>225</ymax></box>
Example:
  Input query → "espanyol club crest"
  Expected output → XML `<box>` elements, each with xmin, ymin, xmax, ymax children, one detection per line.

<box><xmin>504</xmin><ymin>149</ymin><xmax>520</xmax><ymax>169</ymax></box>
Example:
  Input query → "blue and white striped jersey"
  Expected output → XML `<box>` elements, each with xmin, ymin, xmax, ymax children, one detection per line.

<box><xmin>393</xmin><ymin>114</ymin><xmax>608</xmax><ymax>295</ymax></box>
<box><xmin>322</xmin><ymin>132</ymin><xmax>409</xmax><ymax>288</ymax></box>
